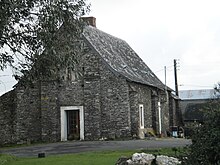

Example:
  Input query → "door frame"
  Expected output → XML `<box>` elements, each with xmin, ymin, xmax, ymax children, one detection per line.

<box><xmin>60</xmin><ymin>106</ymin><xmax>84</xmax><ymax>141</ymax></box>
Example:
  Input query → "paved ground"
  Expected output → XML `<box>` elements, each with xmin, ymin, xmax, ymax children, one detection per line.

<box><xmin>0</xmin><ymin>138</ymin><xmax>191</xmax><ymax>157</ymax></box>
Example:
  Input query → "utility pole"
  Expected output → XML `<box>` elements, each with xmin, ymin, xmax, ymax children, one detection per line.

<box><xmin>174</xmin><ymin>59</ymin><xmax>179</xmax><ymax>96</ymax></box>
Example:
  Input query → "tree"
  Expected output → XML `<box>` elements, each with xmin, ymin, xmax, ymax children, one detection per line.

<box><xmin>185</xmin><ymin>86</ymin><xmax>220</xmax><ymax>165</ymax></box>
<box><xmin>0</xmin><ymin>0</ymin><xmax>90</xmax><ymax>80</ymax></box>
<box><xmin>214</xmin><ymin>82</ymin><xmax>220</xmax><ymax>98</ymax></box>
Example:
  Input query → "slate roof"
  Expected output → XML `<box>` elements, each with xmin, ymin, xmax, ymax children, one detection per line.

<box><xmin>83</xmin><ymin>26</ymin><xmax>165</xmax><ymax>90</ymax></box>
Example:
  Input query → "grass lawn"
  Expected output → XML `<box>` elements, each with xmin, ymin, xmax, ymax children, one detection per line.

<box><xmin>0</xmin><ymin>148</ymin><xmax>187</xmax><ymax>165</ymax></box>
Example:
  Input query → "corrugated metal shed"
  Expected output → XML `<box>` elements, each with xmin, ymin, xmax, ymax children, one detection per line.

<box><xmin>179</xmin><ymin>89</ymin><xmax>216</xmax><ymax>100</ymax></box>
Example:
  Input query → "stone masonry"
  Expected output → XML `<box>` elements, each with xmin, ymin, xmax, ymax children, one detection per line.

<box><xmin>0</xmin><ymin>17</ymin><xmax>181</xmax><ymax>145</ymax></box>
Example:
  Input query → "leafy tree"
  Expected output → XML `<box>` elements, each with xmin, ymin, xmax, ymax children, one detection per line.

<box><xmin>185</xmin><ymin>89</ymin><xmax>220</xmax><ymax>165</ymax></box>
<box><xmin>214</xmin><ymin>82</ymin><xmax>220</xmax><ymax>98</ymax></box>
<box><xmin>0</xmin><ymin>0</ymin><xmax>90</xmax><ymax>80</ymax></box>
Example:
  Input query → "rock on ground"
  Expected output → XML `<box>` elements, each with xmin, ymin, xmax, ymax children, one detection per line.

<box><xmin>116</xmin><ymin>153</ymin><xmax>181</xmax><ymax>165</ymax></box>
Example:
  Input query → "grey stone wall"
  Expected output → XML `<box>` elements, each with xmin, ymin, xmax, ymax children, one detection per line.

<box><xmin>128</xmin><ymin>84</ymin><xmax>171</xmax><ymax>137</ymax></box>
<box><xmin>0</xmin><ymin>90</ymin><xmax>16</xmax><ymax>145</ymax></box>
<box><xmin>16</xmin><ymin>85</ymin><xmax>42</xmax><ymax>143</ymax></box>
<box><xmin>169</xmin><ymin>95</ymin><xmax>175</xmax><ymax>127</ymax></box>
<box><xmin>151</xmin><ymin>90</ymin><xmax>159</xmax><ymax>134</ymax></box>
<box><xmin>160</xmin><ymin>92</ymin><xmax>170</xmax><ymax>135</ymax></box>
<box><xmin>99</xmin><ymin>63</ymin><xmax>131</xmax><ymax>139</ymax></box>
<box><xmin>37</xmin><ymin>44</ymin><xmax>103</xmax><ymax>141</ymax></box>
<box><xmin>82</xmin><ymin>51</ymin><xmax>101</xmax><ymax>140</ymax></box>
<box><xmin>169</xmin><ymin>96</ymin><xmax>179</xmax><ymax>127</ymax></box>
<box><xmin>129</xmin><ymin>85</ymin><xmax>139</xmax><ymax>137</ymax></box>
<box><xmin>40</xmin><ymin>81</ymin><xmax>60</xmax><ymax>142</ymax></box>
<box><xmin>129</xmin><ymin>82</ymin><xmax>153</xmax><ymax>137</ymax></box>
<box><xmin>0</xmin><ymin>28</ymin><xmax>181</xmax><ymax>144</ymax></box>
<box><xmin>168</xmin><ymin>94</ymin><xmax>184</xmax><ymax>128</ymax></box>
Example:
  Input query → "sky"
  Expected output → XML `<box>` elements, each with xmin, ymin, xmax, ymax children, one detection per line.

<box><xmin>1</xmin><ymin>0</ymin><xmax>220</xmax><ymax>95</ymax></box>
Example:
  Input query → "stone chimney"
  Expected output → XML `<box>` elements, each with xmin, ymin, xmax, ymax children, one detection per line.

<box><xmin>81</xmin><ymin>16</ymin><xmax>96</xmax><ymax>28</ymax></box>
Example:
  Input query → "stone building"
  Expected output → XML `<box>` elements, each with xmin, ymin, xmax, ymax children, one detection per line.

<box><xmin>0</xmin><ymin>17</ymin><xmax>182</xmax><ymax>145</ymax></box>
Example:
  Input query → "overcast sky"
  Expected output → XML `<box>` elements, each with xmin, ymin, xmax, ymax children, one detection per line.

<box><xmin>88</xmin><ymin>0</ymin><xmax>220</xmax><ymax>90</ymax></box>
<box><xmin>1</xmin><ymin>0</ymin><xmax>220</xmax><ymax>95</ymax></box>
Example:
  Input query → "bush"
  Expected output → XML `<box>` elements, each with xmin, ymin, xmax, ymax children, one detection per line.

<box><xmin>185</xmin><ymin>100</ymin><xmax>220</xmax><ymax>165</ymax></box>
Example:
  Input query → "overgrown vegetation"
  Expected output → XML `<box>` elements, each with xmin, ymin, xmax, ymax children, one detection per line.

<box><xmin>0</xmin><ymin>0</ymin><xmax>90</xmax><ymax>81</ymax></box>
<box><xmin>183</xmin><ymin>84</ymin><xmax>220</xmax><ymax>165</ymax></box>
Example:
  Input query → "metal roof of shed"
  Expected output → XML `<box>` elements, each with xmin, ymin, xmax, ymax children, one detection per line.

<box><xmin>179</xmin><ymin>89</ymin><xmax>216</xmax><ymax>100</ymax></box>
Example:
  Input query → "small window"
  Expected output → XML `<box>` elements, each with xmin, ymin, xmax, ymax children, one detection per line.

<box><xmin>139</xmin><ymin>104</ymin><xmax>144</xmax><ymax>128</ymax></box>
